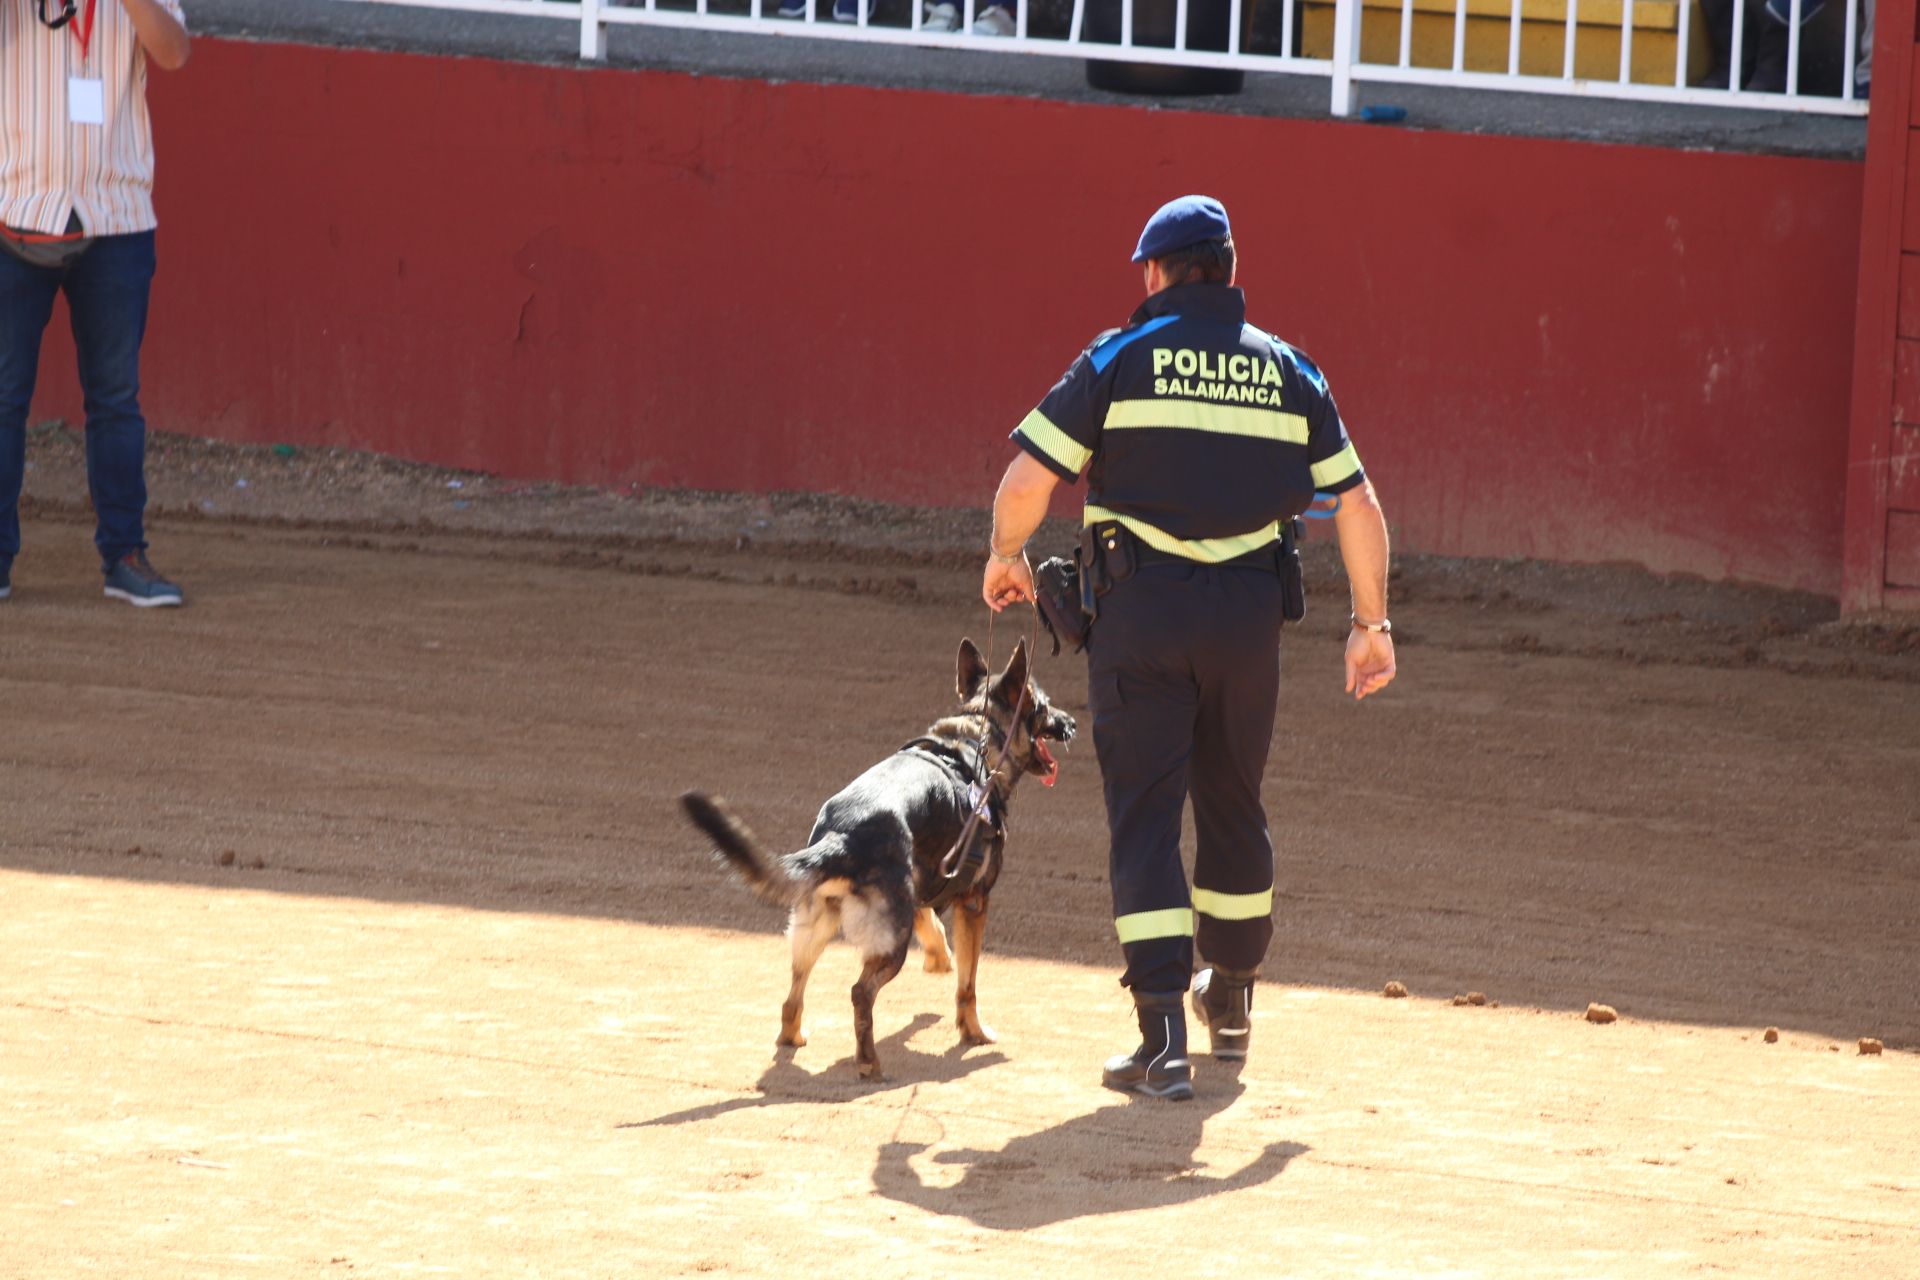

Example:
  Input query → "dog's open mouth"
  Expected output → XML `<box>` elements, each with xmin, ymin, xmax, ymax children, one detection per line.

<box><xmin>1034</xmin><ymin>736</ymin><xmax>1059</xmax><ymax>787</ymax></box>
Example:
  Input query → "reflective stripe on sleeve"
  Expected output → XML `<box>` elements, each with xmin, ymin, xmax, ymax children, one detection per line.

<box><xmin>1114</xmin><ymin>907</ymin><xmax>1196</xmax><ymax>944</ymax></box>
<box><xmin>1104</xmin><ymin>399</ymin><xmax>1310</xmax><ymax>444</ymax></box>
<box><xmin>1311</xmin><ymin>444</ymin><xmax>1363</xmax><ymax>489</ymax></box>
<box><xmin>1084</xmin><ymin>504</ymin><xmax>1280</xmax><ymax>564</ymax></box>
<box><xmin>1193</xmin><ymin>886</ymin><xmax>1274</xmax><ymax>921</ymax></box>
<box><xmin>1014</xmin><ymin>408</ymin><xmax>1093</xmax><ymax>476</ymax></box>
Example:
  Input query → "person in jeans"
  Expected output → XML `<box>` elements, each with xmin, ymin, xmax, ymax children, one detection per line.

<box><xmin>1</xmin><ymin>0</ymin><xmax>191</xmax><ymax>607</ymax></box>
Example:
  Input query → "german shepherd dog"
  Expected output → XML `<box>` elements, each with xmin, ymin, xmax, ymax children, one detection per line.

<box><xmin>681</xmin><ymin>637</ymin><xmax>1075</xmax><ymax>1080</ymax></box>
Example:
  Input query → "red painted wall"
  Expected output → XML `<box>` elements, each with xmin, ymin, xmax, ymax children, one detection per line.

<box><xmin>32</xmin><ymin>40</ymin><xmax>1865</xmax><ymax>592</ymax></box>
<box><xmin>1841</xmin><ymin>0</ymin><xmax>1920</xmax><ymax>610</ymax></box>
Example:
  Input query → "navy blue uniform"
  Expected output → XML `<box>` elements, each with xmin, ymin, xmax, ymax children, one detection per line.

<box><xmin>1012</xmin><ymin>281</ymin><xmax>1366</xmax><ymax>993</ymax></box>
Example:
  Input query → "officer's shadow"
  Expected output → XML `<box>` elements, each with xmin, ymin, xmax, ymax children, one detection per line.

<box><xmin>620</xmin><ymin>1013</ymin><xmax>1008</xmax><ymax>1129</ymax></box>
<box><xmin>871</xmin><ymin>1062</ymin><xmax>1308</xmax><ymax>1230</ymax></box>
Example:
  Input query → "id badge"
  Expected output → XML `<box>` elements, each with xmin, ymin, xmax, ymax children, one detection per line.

<box><xmin>68</xmin><ymin>78</ymin><xmax>105</xmax><ymax>126</ymax></box>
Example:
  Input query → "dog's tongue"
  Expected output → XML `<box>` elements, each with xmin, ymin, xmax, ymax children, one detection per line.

<box><xmin>1037</xmin><ymin>739</ymin><xmax>1059</xmax><ymax>787</ymax></box>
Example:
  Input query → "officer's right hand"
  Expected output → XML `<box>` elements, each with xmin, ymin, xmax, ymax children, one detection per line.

<box><xmin>982</xmin><ymin>554</ymin><xmax>1034</xmax><ymax>612</ymax></box>
<box><xmin>1344</xmin><ymin>629</ymin><xmax>1396</xmax><ymax>700</ymax></box>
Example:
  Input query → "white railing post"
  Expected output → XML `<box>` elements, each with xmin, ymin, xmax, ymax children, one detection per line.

<box><xmin>1785</xmin><ymin>0</ymin><xmax>1802</xmax><ymax>95</ymax></box>
<box><xmin>1673</xmin><ymin>0</ymin><xmax>1690</xmax><ymax>85</ymax></box>
<box><xmin>582</xmin><ymin>0</ymin><xmax>607</xmax><ymax>58</ymax></box>
<box><xmin>1331</xmin><ymin>0</ymin><xmax>1359</xmax><ymax>114</ymax></box>
<box><xmin>1620</xmin><ymin>0</ymin><xmax>1635</xmax><ymax>84</ymax></box>
<box><xmin>1842</xmin><ymin>0</ymin><xmax>1858</xmax><ymax>97</ymax></box>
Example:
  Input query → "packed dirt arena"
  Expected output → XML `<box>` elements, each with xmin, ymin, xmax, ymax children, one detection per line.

<box><xmin>3</xmin><ymin>431</ymin><xmax>1917</xmax><ymax>1277</ymax></box>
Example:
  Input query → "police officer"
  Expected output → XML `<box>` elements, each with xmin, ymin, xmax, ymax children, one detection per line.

<box><xmin>981</xmin><ymin>195</ymin><xmax>1396</xmax><ymax>1100</ymax></box>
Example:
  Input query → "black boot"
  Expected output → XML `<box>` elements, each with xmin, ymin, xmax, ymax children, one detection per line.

<box><xmin>1101</xmin><ymin>990</ymin><xmax>1194</xmax><ymax>1100</ymax></box>
<box><xmin>1191</xmin><ymin>966</ymin><xmax>1256</xmax><ymax>1060</ymax></box>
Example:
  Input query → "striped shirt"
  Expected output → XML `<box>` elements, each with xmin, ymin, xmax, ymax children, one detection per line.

<box><xmin>1</xmin><ymin>0</ymin><xmax>187</xmax><ymax>236</ymax></box>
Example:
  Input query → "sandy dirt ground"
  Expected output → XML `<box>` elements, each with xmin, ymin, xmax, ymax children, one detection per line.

<box><xmin>3</xmin><ymin>432</ymin><xmax>1918</xmax><ymax>1278</ymax></box>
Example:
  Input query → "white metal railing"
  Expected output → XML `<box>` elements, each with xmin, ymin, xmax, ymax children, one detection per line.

<box><xmin>335</xmin><ymin>0</ymin><xmax>1872</xmax><ymax>118</ymax></box>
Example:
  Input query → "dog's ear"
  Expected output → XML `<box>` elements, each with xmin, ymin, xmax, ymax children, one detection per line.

<box><xmin>989</xmin><ymin>638</ymin><xmax>1030</xmax><ymax>708</ymax></box>
<box><xmin>957</xmin><ymin>638</ymin><xmax>990</xmax><ymax>700</ymax></box>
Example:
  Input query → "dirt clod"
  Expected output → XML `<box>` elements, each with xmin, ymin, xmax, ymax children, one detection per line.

<box><xmin>218</xmin><ymin>850</ymin><xmax>237</xmax><ymax>866</ymax></box>
<box><xmin>1467</xmin><ymin>992</ymin><xmax>1487</xmax><ymax>1006</ymax></box>
<box><xmin>1586</xmin><ymin>1003</ymin><xmax>1619</xmax><ymax>1024</ymax></box>
<box><xmin>1764</xmin><ymin>1027</ymin><xmax>1780</xmax><ymax>1043</ymax></box>
<box><xmin>1384</xmin><ymin>981</ymin><xmax>1409</xmax><ymax>998</ymax></box>
<box><xmin>1859</xmin><ymin>1038</ymin><xmax>1884</xmax><ymax>1056</ymax></box>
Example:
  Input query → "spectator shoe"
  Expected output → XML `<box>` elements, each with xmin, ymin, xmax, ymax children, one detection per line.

<box><xmin>103</xmin><ymin>551</ymin><xmax>184</xmax><ymax>608</ymax></box>
<box><xmin>832</xmin><ymin>0</ymin><xmax>876</xmax><ymax>20</ymax></box>
<box><xmin>971</xmin><ymin>3</ymin><xmax>1015</xmax><ymax>33</ymax></box>
<box><xmin>920</xmin><ymin>0</ymin><xmax>959</xmax><ymax>29</ymax></box>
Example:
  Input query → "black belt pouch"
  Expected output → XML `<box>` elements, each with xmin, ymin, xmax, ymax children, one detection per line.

<box><xmin>1032</xmin><ymin>554</ymin><xmax>1089</xmax><ymax>654</ymax></box>
<box><xmin>1279</xmin><ymin>517</ymin><xmax>1306</xmax><ymax>623</ymax></box>
<box><xmin>1087</xmin><ymin>521</ymin><xmax>1137</xmax><ymax>587</ymax></box>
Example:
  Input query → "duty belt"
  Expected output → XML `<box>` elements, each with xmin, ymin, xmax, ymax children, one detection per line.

<box><xmin>1132</xmin><ymin>540</ymin><xmax>1285</xmax><ymax>573</ymax></box>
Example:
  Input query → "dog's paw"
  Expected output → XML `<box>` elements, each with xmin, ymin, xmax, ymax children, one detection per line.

<box><xmin>959</xmin><ymin>1020</ymin><xmax>998</xmax><ymax>1046</ymax></box>
<box><xmin>858</xmin><ymin>1060</ymin><xmax>887</xmax><ymax>1082</ymax></box>
<box><xmin>922</xmin><ymin>952</ymin><xmax>953</xmax><ymax>974</ymax></box>
<box><xmin>778</xmin><ymin>1029</ymin><xmax>809</xmax><ymax>1048</ymax></box>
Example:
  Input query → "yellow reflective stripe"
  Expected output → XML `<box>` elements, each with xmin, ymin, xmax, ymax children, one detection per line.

<box><xmin>1114</xmin><ymin>907</ymin><xmax>1195</xmax><ymax>944</ymax></box>
<box><xmin>1014</xmin><ymin>409</ymin><xmax>1092</xmax><ymax>475</ymax></box>
<box><xmin>1311</xmin><ymin>444</ymin><xmax>1363</xmax><ymax>489</ymax></box>
<box><xmin>1104</xmin><ymin>398</ymin><xmax>1310</xmax><ymax>444</ymax></box>
<box><xmin>1085</xmin><ymin>504</ymin><xmax>1279</xmax><ymax>565</ymax></box>
<box><xmin>1193</xmin><ymin>886</ymin><xmax>1274</xmax><ymax>921</ymax></box>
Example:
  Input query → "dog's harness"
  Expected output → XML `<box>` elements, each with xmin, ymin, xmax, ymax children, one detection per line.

<box><xmin>898</xmin><ymin>720</ymin><xmax>1016</xmax><ymax>914</ymax></box>
<box><xmin>910</xmin><ymin>605</ymin><xmax>1047</xmax><ymax>915</ymax></box>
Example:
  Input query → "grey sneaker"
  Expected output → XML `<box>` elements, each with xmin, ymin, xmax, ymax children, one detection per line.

<box><xmin>0</xmin><ymin>562</ymin><xmax>11</xmax><ymax>602</ymax></box>
<box><xmin>103</xmin><ymin>552</ymin><xmax>184</xmax><ymax>608</ymax></box>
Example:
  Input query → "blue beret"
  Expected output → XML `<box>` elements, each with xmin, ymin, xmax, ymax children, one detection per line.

<box><xmin>1131</xmin><ymin>195</ymin><xmax>1232</xmax><ymax>263</ymax></box>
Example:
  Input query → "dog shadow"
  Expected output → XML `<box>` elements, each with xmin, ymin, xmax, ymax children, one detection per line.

<box><xmin>870</xmin><ymin>1062</ymin><xmax>1307</xmax><ymax>1229</ymax></box>
<box><xmin>620</xmin><ymin>1013</ymin><xmax>1008</xmax><ymax>1129</ymax></box>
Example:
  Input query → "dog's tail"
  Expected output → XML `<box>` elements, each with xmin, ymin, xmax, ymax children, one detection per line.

<box><xmin>681</xmin><ymin>791</ymin><xmax>802</xmax><ymax>907</ymax></box>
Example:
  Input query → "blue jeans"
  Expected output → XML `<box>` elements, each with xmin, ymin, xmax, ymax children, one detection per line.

<box><xmin>0</xmin><ymin>230</ymin><xmax>157</xmax><ymax>572</ymax></box>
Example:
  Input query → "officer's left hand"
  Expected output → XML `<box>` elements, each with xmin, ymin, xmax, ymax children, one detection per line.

<box><xmin>1344</xmin><ymin>629</ymin><xmax>1396</xmax><ymax>700</ymax></box>
<box><xmin>982</xmin><ymin>554</ymin><xmax>1034</xmax><ymax>612</ymax></box>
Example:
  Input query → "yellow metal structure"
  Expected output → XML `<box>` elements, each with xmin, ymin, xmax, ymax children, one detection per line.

<box><xmin>1302</xmin><ymin>0</ymin><xmax>1713</xmax><ymax>86</ymax></box>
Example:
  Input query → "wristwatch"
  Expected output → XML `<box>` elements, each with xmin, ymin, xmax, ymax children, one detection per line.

<box><xmin>1351</xmin><ymin>616</ymin><xmax>1392</xmax><ymax>634</ymax></box>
